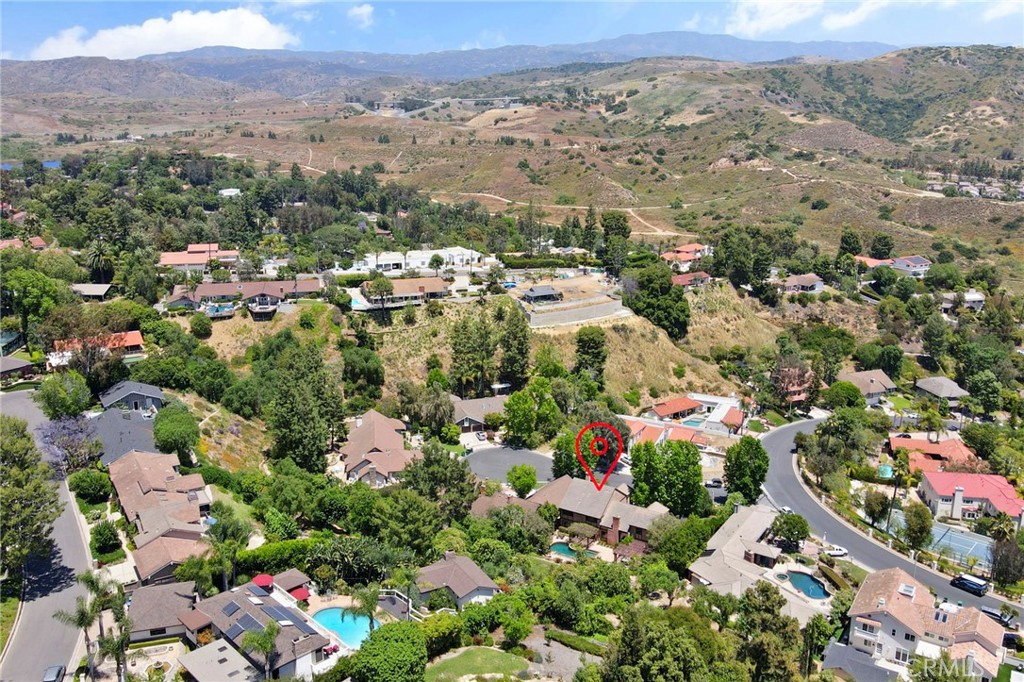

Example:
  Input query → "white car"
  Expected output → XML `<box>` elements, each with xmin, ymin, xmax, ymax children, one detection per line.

<box><xmin>824</xmin><ymin>545</ymin><xmax>848</xmax><ymax>557</ymax></box>
<box><xmin>780</xmin><ymin>506</ymin><xmax>793</xmax><ymax>514</ymax></box>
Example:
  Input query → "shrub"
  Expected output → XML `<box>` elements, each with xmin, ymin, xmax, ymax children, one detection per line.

<box><xmin>190</xmin><ymin>313</ymin><xmax>212</xmax><ymax>339</ymax></box>
<box><xmin>439</xmin><ymin>423</ymin><xmax>462</xmax><ymax>445</ymax></box>
<box><xmin>419</xmin><ymin>612</ymin><xmax>465</xmax><ymax>658</ymax></box>
<box><xmin>68</xmin><ymin>469</ymin><xmax>112</xmax><ymax>504</ymax></box>
<box><xmin>810</xmin><ymin>199</ymin><xmax>829</xmax><ymax>210</ymax></box>
<box><xmin>544</xmin><ymin>629</ymin><xmax>606</xmax><ymax>657</ymax></box>
<box><xmin>91</xmin><ymin>521</ymin><xmax>121</xmax><ymax>556</ymax></box>
<box><xmin>236</xmin><ymin>538</ymin><xmax>320</xmax><ymax>576</ymax></box>
<box><xmin>298</xmin><ymin>310</ymin><xmax>316</xmax><ymax>329</ymax></box>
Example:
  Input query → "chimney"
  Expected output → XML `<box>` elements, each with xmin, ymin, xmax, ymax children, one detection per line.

<box><xmin>965</xmin><ymin>650</ymin><xmax>976</xmax><ymax>676</ymax></box>
<box><xmin>733</xmin><ymin>501</ymin><xmax>741</xmax><ymax>515</ymax></box>
<box><xmin>444</xmin><ymin>550</ymin><xmax>455</xmax><ymax>561</ymax></box>
<box><xmin>608</xmin><ymin>516</ymin><xmax>621</xmax><ymax>544</ymax></box>
<box><xmin>952</xmin><ymin>486</ymin><xmax>964</xmax><ymax>519</ymax></box>
<box><xmin>356</xmin><ymin>415</ymin><xmax>363</xmax><ymax>428</ymax></box>
<box><xmin>878</xmin><ymin>597</ymin><xmax>886</xmax><ymax>608</ymax></box>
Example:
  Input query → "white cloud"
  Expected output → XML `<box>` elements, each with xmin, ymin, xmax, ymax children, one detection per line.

<box><xmin>821</xmin><ymin>0</ymin><xmax>891</xmax><ymax>30</ymax></box>
<box><xmin>292</xmin><ymin>9</ymin><xmax>318</xmax><ymax>22</ymax></box>
<box><xmin>347</xmin><ymin>4</ymin><xmax>375</xmax><ymax>30</ymax></box>
<box><xmin>725</xmin><ymin>0</ymin><xmax>825</xmax><ymax>38</ymax></box>
<box><xmin>682</xmin><ymin>13</ymin><xmax>702</xmax><ymax>30</ymax></box>
<box><xmin>30</xmin><ymin>7</ymin><xmax>298</xmax><ymax>60</ymax></box>
<box><xmin>460</xmin><ymin>30</ymin><xmax>508</xmax><ymax>51</ymax></box>
<box><xmin>982</xmin><ymin>0</ymin><xmax>1020</xmax><ymax>21</ymax></box>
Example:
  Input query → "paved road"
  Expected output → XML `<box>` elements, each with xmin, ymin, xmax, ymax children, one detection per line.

<box><xmin>0</xmin><ymin>392</ymin><xmax>90</xmax><ymax>682</ymax></box>
<box><xmin>466</xmin><ymin>445</ymin><xmax>633</xmax><ymax>490</ymax></box>
<box><xmin>761</xmin><ymin>419</ymin><xmax>1022</xmax><ymax>618</ymax></box>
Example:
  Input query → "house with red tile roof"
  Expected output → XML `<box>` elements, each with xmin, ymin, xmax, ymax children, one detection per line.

<box><xmin>919</xmin><ymin>471</ymin><xmax>1024</xmax><ymax>524</ymax></box>
<box><xmin>848</xmin><ymin>567</ymin><xmax>1004</xmax><ymax>680</ymax></box>
<box><xmin>855</xmin><ymin>255</ymin><xmax>895</xmax><ymax>270</ymax></box>
<box><xmin>889</xmin><ymin>437</ymin><xmax>977</xmax><ymax>474</ymax></box>
<box><xmin>660</xmin><ymin>243</ymin><xmax>712</xmax><ymax>273</ymax></box>
<box><xmin>48</xmin><ymin>330</ymin><xmax>146</xmax><ymax>370</ymax></box>
<box><xmin>646</xmin><ymin>395</ymin><xmax>702</xmax><ymax>420</ymax></box>
<box><xmin>671</xmin><ymin>271</ymin><xmax>711</xmax><ymax>289</ymax></box>
<box><xmin>159</xmin><ymin>243</ymin><xmax>240</xmax><ymax>273</ymax></box>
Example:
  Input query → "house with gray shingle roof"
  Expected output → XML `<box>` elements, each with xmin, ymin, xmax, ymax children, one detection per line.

<box><xmin>417</xmin><ymin>551</ymin><xmax>499</xmax><ymax>609</ymax></box>
<box><xmin>127</xmin><ymin>580</ymin><xmax>195</xmax><ymax>642</ymax></box>
<box><xmin>100</xmin><ymin>380</ymin><xmax>165</xmax><ymax>411</ymax></box>
<box><xmin>915</xmin><ymin>376</ymin><xmax>969</xmax><ymax>407</ymax></box>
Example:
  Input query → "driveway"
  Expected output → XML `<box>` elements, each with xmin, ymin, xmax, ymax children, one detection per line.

<box><xmin>762</xmin><ymin>419</ymin><xmax>1021</xmax><ymax>618</ymax></box>
<box><xmin>466</xmin><ymin>445</ymin><xmax>633</xmax><ymax>489</ymax></box>
<box><xmin>0</xmin><ymin>391</ymin><xmax>91</xmax><ymax>680</ymax></box>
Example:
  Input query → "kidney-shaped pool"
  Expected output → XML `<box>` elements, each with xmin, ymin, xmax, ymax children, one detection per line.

<box><xmin>312</xmin><ymin>608</ymin><xmax>379</xmax><ymax>648</ymax></box>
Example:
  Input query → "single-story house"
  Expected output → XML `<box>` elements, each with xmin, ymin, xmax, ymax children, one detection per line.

<box><xmin>530</xmin><ymin>475</ymin><xmax>668</xmax><ymax>545</ymax></box>
<box><xmin>470</xmin><ymin>491</ymin><xmax>541</xmax><ymax>517</ymax></box>
<box><xmin>941</xmin><ymin>289</ymin><xmax>986</xmax><ymax>313</ymax></box>
<box><xmin>159</xmin><ymin>243</ymin><xmax>240</xmax><ymax>273</ymax></box>
<box><xmin>671</xmin><ymin>271</ymin><xmax>711</xmax><ymax>289</ymax></box>
<box><xmin>48</xmin><ymin>330</ymin><xmax>146</xmax><ymax>370</ymax></box>
<box><xmin>178</xmin><ymin>639</ymin><xmax>261</xmax><ymax>682</ymax></box>
<box><xmin>127</xmin><ymin>580</ymin><xmax>196</xmax><ymax>642</ymax></box>
<box><xmin>892</xmin><ymin>255</ymin><xmax>932</xmax><ymax>278</ymax></box>
<box><xmin>71</xmin><ymin>283</ymin><xmax>114</xmax><ymax>300</ymax></box>
<box><xmin>417</xmin><ymin>551</ymin><xmax>499</xmax><ymax>609</ymax></box>
<box><xmin>915</xmin><ymin>376</ymin><xmax>969</xmax><ymax>407</ymax></box>
<box><xmin>781</xmin><ymin>273</ymin><xmax>824</xmax><ymax>294</ymax></box>
<box><xmin>360</xmin><ymin>277</ymin><xmax>450</xmax><ymax>308</ymax></box>
<box><xmin>100</xmin><ymin>380</ymin><xmax>165</xmax><ymax>412</ymax></box>
<box><xmin>522</xmin><ymin>285</ymin><xmax>562</xmax><ymax>303</ymax></box>
<box><xmin>450</xmin><ymin>394</ymin><xmax>509</xmax><ymax>432</ymax></box>
<box><xmin>646</xmin><ymin>395</ymin><xmax>702</xmax><ymax>421</ymax></box>
<box><xmin>0</xmin><ymin>356</ymin><xmax>33</xmax><ymax>379</ymax></box>
<box><xmin>95</xmin><ymin>408</ymin><xmax>157</xmax><ymax>467</ymax></box>
<box><xmin>134</xmin><ymin>537</ymin><xmax>208</xmax><ymax>586</ymax></box>
<box><xmin>217</xmin><ymin>188</ymin><xmax>242</xmax><ymax>198</ymax></box>
<box><xmin>888</xmin><ymin>436</ymin><xmax>978</xmax><ymax>474</ymax></box>
<box><xmin>919</xmin><ymin>471</ymin><xmax>1024</xmax><ymax>524</ymax></box>
<box><xmin>835</xmin><ymin>370</ymin><xmax>897</xmax><ymax>406</ymax></box>
<box><xmin>855</xmin><ymin>256</ymin><xmax>895</xmax><ymax>270</ymax></box>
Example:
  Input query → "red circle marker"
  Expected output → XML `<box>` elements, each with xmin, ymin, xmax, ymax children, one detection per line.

<box><xmin>574</xmin><ymin>422</ymin><xmax>625</xmax><ymax>491</ymax></box>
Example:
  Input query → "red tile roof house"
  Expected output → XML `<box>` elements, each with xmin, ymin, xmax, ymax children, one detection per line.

<box><xmin>888</xmin><ymin>437</ymin><xmax>978</xmax><ymax>474</ymax></box>
<box><xmin>159</xmin><ymin>243</ymin><xmax>240</xmax><ymax>273</ymax></box>
<box><xmin>847</xmin><ymin>567</ymin><xmax>1004</xmax><ymax>680</ymax></box>
<box><xmin>855</xmin><ymin>255</ymin><xmax>895</xmax><ymax>270</ymax></box>
<box><xmin>340</xmin><ymin>409</ymin><xmax>421</xmax><ymax>487</ymax></box>
<box><xmin>671</xmin><ymin>271</ymin><xmax>711</xmax><ymax>289</ymax></box>
<box><xmin>47</xmin><ymin>330</ymin><xmax>146</xmax><ymax>371</ymax></box>
<box><xmin>918</xmin><ymin>471</ymin><xmax>1024</xmax><ymax>525</ymax></box>
<box><xmin>660</xmin><ymin>243</ymin><xmax>711</xmax><ymax>273</ymax></box>
<box><xmin>622</xmin><ymin>418</ymin><xmax>709</xmax><ymax>452</ymax></box>
<box><xmin>645</xmin><ymin>395</ymin><xmax>702</xmax><ymax>421</ymax></box>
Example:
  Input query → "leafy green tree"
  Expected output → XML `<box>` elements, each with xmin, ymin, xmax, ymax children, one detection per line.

<box><xmin>909</xmin><ymin>650</ymin><xmax>974</xmax><ymax>682</ymax></box>
<box><xmin>552</xmin><ymin>431</ymin><xmax>584</xmax><ymax>479</ymax></box>
<box><xmin>68</xmin><ymin>469</ymin><xmax>111</xmax><ymax>504</ymax></box>
<box><xmin>3</xmin><ymin>268</ymin><xmax>75</xmax><ymax>341</ymax></box>
<box><xmin>379</xmin><ymin>488</ymin><xmax>442</xmax><ymax>559</ymax></box>
<box><xmin>153</xmin><ymin>402</ymin><xmax>200</xmax><ymax>466</ymax></box>
<box><xmin>622</xmin><ymin>263</ymin><xmax>691</xmax><ymax>340</ymax></box>
<box><xmin>507</xmin><ymin>464</ymin><xmax>537</xmax><ymax>498</ymax></box>
<box><xmin>838</xmin><ymin>228</ymin><xmax>861</xmax><ymax>257</ymax></box>
<box><xmin>90</xmin><ymin>520</ymin><xmax>121</xmax><ymax>556</ymax></box>
<box><xmin>574</xmin><ymin>326</ymin><xmax>607</xmax><ymax>389</ymax></box>
<box><xmin>428</xmin><ymin>253</ymin><xmax>445</xmax><ymax>277</ymax></box>
<box><xmin>33</xmin><ymin>370</ymin><xmax>92</xmax><ymax>419</ymax></box>
<box><xmin>868</xmin><ymin>233</ymin><xmax>894</xmax><ymax>259</ymax></box>
<box><xmin>399</xmin><ymin>440</ymin><xmax>478</xmax><ymax>521</ymax></box>
<box><xmin>922</xmin><ymin>312</ymin><xmax>949</xmax><ymax>360</ymax></box>
<box><xmin>502</xmin><ymin>390</ymin><xmax>537</xmax><ymax>446</ymax></box>
<box><xmin>1</xmin><ymin>416</ymin><xmax>64</xmax><ymax>575</ymax></box>
<box><xmin>770</xmin><ymin>513</ymin><xmax>810</xmax><ymax>548</ymax></box>
<box><xmin>738</xmin><ymin>581</ymin><xmax>800</xmax><ymax>647</ymax></box>
<box><xmin>638</xmin><ymin>560</ymin><xmax>679</xmax><ymax>604</ymax></box>
<box><xmin>268</xmin><ymin>379</ymin><xmax>328</xmax><ymax>473</ymax></box>
<box><xmin>742</xmin><ymin>632</ymin><xmax>801</xmax><ymax>682</ymax></box>
<box><xmin>631</xmin><ymin>440</ymin><xmax>709</xmax><ymax>517</ymax></box>
<box><xmin>863</xmin><ymin>489</ymin><xmax>890</xmax><ymax>527</ymax></box>
<box><xmin>352</xmin><ymin>621</ymin><xmax>427</xmax><ymax>682</ymax></box>
<box><xmin>603</xmin><ymin>235</ymin><xmax>630</xmax><ymax>277</ymax></box>
<box><xmin>419</xmin><ymin>612</ymin><xmax>465</xmax><ymax>658</ymax></box>
<box><xmin>189</xmin><ymin>313</ymin><xmax>212</xmax><ymax>339</ymax></box>
<box><xmin>902</xmin><ymin>500</ymin><xmax>934</xmax><ymax>551</ymax></box>
<box><xmin>966</xmin><ymin>370</ymin><xmax>1002</xmax><ymax>415</ymax></box>
<box><xmin>724</xmin><ymin>436</ymin><xmax>770</xmax><ymax>504</ymax></box>
<box><xmin>580</xmin><ymin>205</ymin><xmax>598</xmax><ymax>255</ymax></box>
<box><xmin>600</xmin><ymin>210</ymin><xmax>630</xmax><ymax>239</ymax></box>
<box><xmin>499</xmin><ymin>305</ymin><xmax>531</xmax><ymax>390</ymax></box>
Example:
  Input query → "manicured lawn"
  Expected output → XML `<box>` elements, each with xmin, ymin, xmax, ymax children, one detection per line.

<box><xmin>440</xmin><ymin>442</ymin><xmax>467</xmax><ymax>456</ymax></box>
<box><xmin>764</xmin><ymin>411</ymin><xmax>789</xmax><ymax>427</ymax></box>
<box><xmin>888</xmin><ymin>394</ymin><xmax>913</xmax><ymax>411</ymax></box>
<box><xmin>0</xmin><ymin>574</ymin><xmax>22</xmax><ymax>654</ymax></box>
<box><xmin>995</xmin><ymin>663</ymin><xmax>1016</xmax><ymax>682</ymax></box>
<box><xmin>746</xmin><ymin>420</ymin><xmax>766</xmax><ymax>433</ymax></box>
<box><xmin>212</xmin><ymin>485</ymin><xmax>255</xmax><ymax>525</ymax></box>
<box><xmin>425</xmin><ymin>647</ymin><xmax>528</xmax><ymax>682</ymax></box>
<box><xmin>1</xmin><ymin>381</ymin><xmax>40</xmax><ymax>392</ymax></box>
<box><xmin>74</xmin><ymin>496</ymin><xmax>109</xmax><ymax>520</ymax></box>
<box><xmin>835</xmin><ymin>560</ymin><xmax>869</xmax><ymax>587</ymax></box>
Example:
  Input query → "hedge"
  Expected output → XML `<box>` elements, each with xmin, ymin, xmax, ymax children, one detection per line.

<box><xmin>236</xmin><ymin>538</ymin><xmax>320</xmax><ymax>576</ymax></box>
<box><xmin>331</xmin><ymin>273</ymin><xmax>372</xmax><ymax>287</ymax></box>
<box><xmin>817</xmin><ymin>562</ymin><xmax>851</xmax><ymax>592</ymax></box>
<box><xmin>497</xmin><ymin>254</ymin><xmax>597</xmax><ymax>269</ymax></box>
<box><xmin>544</xmin><ymin>629</ymin><xmax>606</xmax><ymax>657</ymax></box>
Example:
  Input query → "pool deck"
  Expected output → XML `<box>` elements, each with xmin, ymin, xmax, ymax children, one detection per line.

<box><xmin>547</xmin><ymin>535</ymin><xmax>615</xmax><ymax>563</ymax></box>
<box><xmin>760</xmin><ymin>559</ymin><xmax>832</xmax><ymax>625</ymax></box>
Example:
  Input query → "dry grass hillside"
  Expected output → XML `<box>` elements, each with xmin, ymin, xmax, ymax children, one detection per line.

<box><xmin>682</xmin><ymin>285</ymin><xmax>782</xmax><ymax>357</ymax></box>
<box><xmin>169</xmin><ymin>391</ymin><xmax>271</xmax><ymax>472</ymax></box>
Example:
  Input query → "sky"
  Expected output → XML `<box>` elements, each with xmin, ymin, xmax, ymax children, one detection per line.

<box><xmin>1</xmin><ymin>0</ymin><xmax>1021</xmax><ymax>61</ymax></box>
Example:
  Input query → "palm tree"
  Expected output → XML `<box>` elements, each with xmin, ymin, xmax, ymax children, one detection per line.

<box><xmin>97</xmin><ymin>617</ymin><xmax>132</xmax><ymax>682</ymax></box>
<box><xmin>350</xmin><ymin>583</ymin><xmax>380</xmax><ymax>632</ymax></box>
<box><xmin>242</xmin><ymin>619</ymin><xmax>281</xmax><ymax>680</ymax></box>
<box><xmin>54</xmin><ymin>596</ymin><xmax>97</xmax><ymax>681</ymax></box>
<box><xmin>886</xmin><ymin>449</ymin><xmax>911</xmax><ymax>533</ymax></box>
<box><xmin>990</xmin><ymin>512</ymin><xmax>1017</xmax><ymax>543</ymax></box>
<box><xmin>919</xmin><ymin>409</ymin><xmax>946</xmax><ymax>444</ymax></box>
<box><xmin>77</xmin><ymin>571</ymin><xmax>116</xmax><ymax>639</ymax></box>
<box><xmin>421</xmin><ymin>383</ymin><xmax>455</xmax><ymax>435</ymax></box>
<box><xmin>85</xmin><ymin>240</ymin><xmax>115</xmax><ymax>284</ymax></box>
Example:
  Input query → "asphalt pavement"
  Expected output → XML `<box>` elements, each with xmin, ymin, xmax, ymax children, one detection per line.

<box><xmin>0</xmin><ymin>391</ymin><xmax>91</xmax><ymax>682</ymax></box>
<box><xmin>761</xmin><ymin>419</ymin><xmax>1022</xmax><ymax>618</ymax></box>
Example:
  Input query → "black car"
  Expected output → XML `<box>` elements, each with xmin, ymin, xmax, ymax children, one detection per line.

<box><xmin>42</xmin><ymin>666</ymin><xmax>66</xmax><ymax>682</ymax></box>
<box><xmin>950</xmin><ymin>574</ymin><xmax>989</xmax><ymax>597</ymax></box>
<box><xmin>982</xmin><ymin>605</ymin><xmax>1015</xmax><ymax>627</ymax></box>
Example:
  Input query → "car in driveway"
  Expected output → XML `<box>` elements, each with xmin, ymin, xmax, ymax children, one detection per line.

<box><xmin>895</xmin><ymin>433</ymin><xmax>913</xmax><ymax>439</ymax></box>
<box><xmin>981</xmin><ymin>605</ymin><xmax>1014</xmax><ymax>628</ymax></box>
<box><xmin>824</xmin><ymin>545</ymin><xmax>848</xmax><ymax>557</ymax></box>
<box><xmin>950</xmin><ymin>573</ymin><xmax>990</xmax><ymax>597</ymax></box>
<box><xmin>475</xmin><ymin>431</ymin><xmax>487</xmax><ymax>441</ymax></box>
<box><xmin>42</xmin><ymin>666</ymin><xmax>65</xmax><ymax>682</ymax></box>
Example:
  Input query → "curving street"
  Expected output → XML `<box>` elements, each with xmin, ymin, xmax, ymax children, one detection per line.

<box><xmin>761</xmin><ymin>419</ymin><xmax>1021</xmax><ymax>618</ymax></box>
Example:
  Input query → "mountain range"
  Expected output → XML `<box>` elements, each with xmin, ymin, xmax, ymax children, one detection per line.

<box><xmin>1</xmin><ymin>30</ymin><xmax>899</xmax><ymax>98</ymax></box>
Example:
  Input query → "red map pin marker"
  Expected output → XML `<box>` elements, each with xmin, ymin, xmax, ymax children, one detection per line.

<box><xmin>574</xmin><ymin>422</ymin><xmax>625</xmax><ymax>491</ymax></box>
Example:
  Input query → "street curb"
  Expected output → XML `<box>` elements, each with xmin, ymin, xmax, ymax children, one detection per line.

<box><xmin>785</xmin><ymin>428</ymin><xmax>1023</xmax><ymax>610</ymax></box>
<box><xmin>0</xmin><ymin>580</ymin><xmax>26</xmax><ymax>667</ymax></box>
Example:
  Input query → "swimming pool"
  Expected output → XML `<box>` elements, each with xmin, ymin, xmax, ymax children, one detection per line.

<box><xmin>787</xmin><ymin>571</ymin><xmax>830</xmax><ymax>599</ymax></box>
<box><xmin>682</xmin><ymin>418</ymin><xmax>704</xmax><ymax>428</ymax></box>
<box><xmin>312</xmin><ymin>608</ymin><xmax>378</xmax><ymax>648</ymax></box>
<box><xmin>551</xmin><ymin>542</ymin><xmax>597</xmax><ymax>558</ymax></box>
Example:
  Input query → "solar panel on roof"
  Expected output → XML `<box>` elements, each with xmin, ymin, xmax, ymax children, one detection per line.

<box><xmin>225</xmin><ymin>623</ymin><xmax>244</xmax><ymax>640</ymax></box>
<box><xmin>222</xmin><ymin>601</ymin><xmax>240</xmax><ymax>616</ymax></box>
<box><xmin>261</xmin><ymin>605</ymin><xmax>283</xmax><ymax>621</ymax></box>
<box><xmin>294</xmin><ymin>619</ymin><xmax>316</xmax><ymax>636</ymax></box>
<box><xmin>237</xmin><ymin>613</ymin><xmax>262</xmax><ymax>632</ymax></box>
<box><xmin>249</xmin><ymin>585</ymin><xmax>268</xmax><ymax>597</ymax></box>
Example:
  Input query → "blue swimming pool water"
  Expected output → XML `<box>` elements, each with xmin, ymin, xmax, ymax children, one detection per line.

<box><xmin>551</xmin><ymin>542</ymin><xmax>597</xmax><ymax>558</ymax></box>
<box><xmin>787</xmin><ymin>571</ymin><xmax>830</xmax><ymax>599</ymax></box>
<box><xmin>682</xmin><ymin>418</ymin><xmax>704</xmax><ymax>427</ymax></box>
<box><xmin>312</xmin><ymin>608</ymin><xmax>378</xmax><ymax>648</ymax></box>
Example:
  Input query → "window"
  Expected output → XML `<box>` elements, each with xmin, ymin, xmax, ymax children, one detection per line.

<box><xmin>149</xmin><ymin>628</ymin><xmax>166</xmax><ymax>636</ymax></box>
<box><xmin>875</xmin><ymin>643</ymin><xmax>883</xmax><ymax>656</ymax></box>
<box><xmin>904</xmin><ymin>633</ymin><xmax>916</xmax><ymax>642</ymax></box>
<box><xmin>891</xmin><ymin>629</ymin><xmax>897</xmax><ymax>636</ymax></box>
<box><xmin>895</xmin><ymin>648</ymin><xmax>910</xmax><ymax>665</ymax></box>
<box><xmin>858</xmin><ymin>623</ymin><xmax>876</xmax><ymax>634</ymax></box>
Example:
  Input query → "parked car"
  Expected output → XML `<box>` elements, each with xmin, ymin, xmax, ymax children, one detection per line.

<box><xmin>981</xmin><ymin>605</ymin><xmax>1014</xmax><ymax>627</ymax></box>
<box><xmin>948</xmin><ymin>424</ymin><xmax>959</xmax><ymax>432</ymax></box>
<box><xmin>895</xmin><ymin>433</ymin><xmax>913</xmax><ymax>439</ymax></box>
<box><xmin>42</xmin><ymin>666</ymin><xmax>66</xmax><ymax>682</ymax></box>
<box><xmin>475</xmin><ymin>431</ymin><xmax>487</xmax><ymax>441</ymax></box>
<box><xmin>780</xmin><ymin>506</ymin><xmax>793</xmax><ymax>514</ymax></box>
<box><xmin>711</xmin><ymin>478</ymin><xmax>723</xmax><ymax>487</ymax></box>
<box><xmin>950</xmin><ymin>574</ymin><xmax>990</xmax><ymax>597</ymax></box>
<box><xmin>824</xmin><ymin>545</ymin><xmax>849</xmax><ymax>557</ymax></box>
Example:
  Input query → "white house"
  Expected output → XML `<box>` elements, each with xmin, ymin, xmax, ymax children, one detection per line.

<box><xmin>217</xmin><ymin>188</ymin><xmax>241</xmax><ymax>198</ymax></box>
<box><xmin>891</xmin><ymin>255</ymin><xmax>932</xmax><ymax>278</ymax></box>
<box><xmin>338</xmin><ymin>247</ymin><xmax>483</xmax><ymax>274</ymax></box>
<box><xmin>417</xmin><ymin>552</ymin><xmax>499</xmax><ymax>609</ymax></box>
<box><xmin>941</xmin><ymin>288</ymin><xmax>986</xmax><ymax>313</ymax></box>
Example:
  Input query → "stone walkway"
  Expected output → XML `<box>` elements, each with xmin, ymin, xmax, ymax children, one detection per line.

<box><xmin>524</xmin><ymin>626</ymin><xmax>599</xmax><ymax>680</ymax></box>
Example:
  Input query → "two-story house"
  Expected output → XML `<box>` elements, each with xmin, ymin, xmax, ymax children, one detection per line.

<box><xmin>848</xmin><ymin>568</ymin><xmax>1004</xmax><ymax>681</ymax></box>
<box><xmin>892</xmin><ymin>255</ymin><xmax>933</xmax><ymax>278</ymax></box>
<box><xmin>918</xmin><ymin>471</ymin><xmax>1024</xmax><ymax>525</ymax></box>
